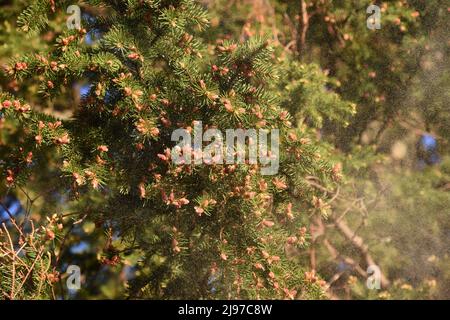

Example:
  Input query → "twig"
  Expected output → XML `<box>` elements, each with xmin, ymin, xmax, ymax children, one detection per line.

<box><xmin>15</xmin><ymin>247</ymin><xmax>45</xmax><ymax>296</ymax></box>
<box><xmin>330</xmin><ymin>216</ymin><xmax>390</xmax><ymax>287</ymax></box>
<box><xmin>305</xmin><ymin>177</ymin><xmax>391</xmax><ymax>288</ymax></box>
<box><xmin>2</xmin><ymin>223</ymin><xmax>16</xmax><ymax>299</ymax></box>
<box><xmin>297</xmin><ymin>0</ymin><xmax>309</xmax><ymax>56</ymax></box>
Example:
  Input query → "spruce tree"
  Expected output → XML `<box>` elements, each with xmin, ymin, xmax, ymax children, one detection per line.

<box><xmin>1</xmin><ymin>0</ymin><xmax>343</xmax><ymax>299</ymax></box>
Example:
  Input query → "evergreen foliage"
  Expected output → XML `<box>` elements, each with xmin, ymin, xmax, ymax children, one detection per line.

<box><xmin>0</xmin><ymin>0</ymin><xmax>448</xmax><ymax>300</ymax></box>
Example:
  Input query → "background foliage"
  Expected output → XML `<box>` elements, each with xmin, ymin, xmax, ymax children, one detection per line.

<box><xmin>0</xmin><ymin>0</ymin><xmax>449</xmax><ymax>300</ymax></box>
